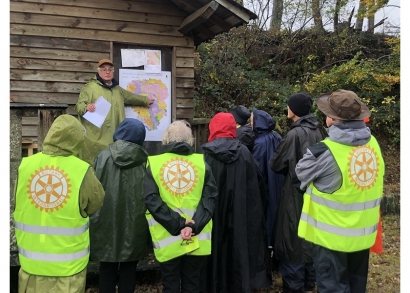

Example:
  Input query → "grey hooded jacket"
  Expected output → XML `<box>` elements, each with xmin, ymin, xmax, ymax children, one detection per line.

<box><xmin>295</xmin><ymin>120</ymin><xmax>371</xmax><ymax>194</ymax></box>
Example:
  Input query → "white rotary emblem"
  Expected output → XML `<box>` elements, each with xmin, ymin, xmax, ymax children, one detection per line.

<box><xmin>160</xmin><ymin>157</ymin><xmax>198</xmax><ymax>196</ymax></box>
<box><xmin>27</xmin><ymin>165</ymin><xmax>71</xmax><ymax>212</ymax></box>
<box><xmin>348</xmin><ymin>145</ymin><xmax>380</xmax><ymax>190</ymax></box>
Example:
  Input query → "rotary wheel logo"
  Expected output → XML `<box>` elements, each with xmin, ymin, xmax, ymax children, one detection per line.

<box><xmin>348</xmin><ymin>145</ymin><xmax>380</xmax><ymax>190</ymax></box>
<box><xmin>27</xmin><ymin>165</ymin><xmax>71</xmax><ymax>212</ymax></box>
<box><xmin>160</xmin><ymin>157</ymin><xmax>199</xmax><ymax>197</ymax></box>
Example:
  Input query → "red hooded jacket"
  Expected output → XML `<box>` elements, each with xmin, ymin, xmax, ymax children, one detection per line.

<box><xmin>208</xmin><ymin>113</ymin><xmax>237</xmax><ymax>142</ymax></box>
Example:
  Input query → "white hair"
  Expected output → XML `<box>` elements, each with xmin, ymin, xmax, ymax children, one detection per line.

<box><xmin>162</xmin><ymin>120</ymin><xmax>194</xmax><ymax>146</ymax></box>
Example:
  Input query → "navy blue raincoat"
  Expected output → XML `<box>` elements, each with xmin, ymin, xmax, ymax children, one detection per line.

<box><xmin>251</xmin><ymin>109</ymin><xmax>285</xmax><ymax>247</ymax></box>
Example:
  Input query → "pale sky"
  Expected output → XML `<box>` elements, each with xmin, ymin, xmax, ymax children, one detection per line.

<box><xmin>372</xmin><ymin>0</ymin><xmax>400</xmax><ymax>35</ymax></box>
<box><xmin>244</xmin><ymin>0</ymin><xmax>401</xmax><ymax>35</ymax></box>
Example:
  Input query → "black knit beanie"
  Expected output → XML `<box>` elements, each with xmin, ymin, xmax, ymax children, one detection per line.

<box><xmin>287</xmin><ymin>93</ymin><xmax>313</xmax><ymax>117</ymax></box>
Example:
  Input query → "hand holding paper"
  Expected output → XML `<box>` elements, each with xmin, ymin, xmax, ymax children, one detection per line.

<box><xmin>83</xmin><ymin>96</ymin><xmax>111</xmax><ymax>128</ymax></box>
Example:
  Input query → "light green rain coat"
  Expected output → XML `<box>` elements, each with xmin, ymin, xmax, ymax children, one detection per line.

<box><xmin>75</xmin><ymin>76</ymin><xmax>149</xmax><ymax>165</ymax></box>
<box><xmin>17</xmin><ymin>114</ymin><xmax>105</xmax><ymax>293</ymax></box>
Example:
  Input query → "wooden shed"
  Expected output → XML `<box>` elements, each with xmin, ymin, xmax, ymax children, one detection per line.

<box><xmin>9</xmin><ymin>0</ymin><xmax>257</xmax><ymax>278</ymax></box>
<box><xmin>10</xmin><ymin>0</ymin><xmax>257</xmax><ymax>146</ymax></box>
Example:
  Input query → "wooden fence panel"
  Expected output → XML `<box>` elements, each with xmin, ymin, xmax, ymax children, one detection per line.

<box><xmin>11</xmin><ymin>69</ymin><xmax>94</xmax><ymax>83</ymax></box>
<box><xmin>10</xmin><ymin>58</ymin><xmax>97</xmax><ymax>72</ymax></box>
<box><xmin>10</xmin><ymin>46</ymin><xmax>109</xmax><ymax>62</ymax></box>
<box><xmin>11</xmin><ymin>92</ymin><xmax>79</xmax><ymax>104</ymax></box>
<box><xmin>11</xmin><ymin>12</ymin><xmax>182</xmax><ymax>37</ymax></box>
<box><xmin>176</xmin><ymin>88</ymin><xmax>194</xmax><ymax>98</ymax></box>
<box><xmin>11</xmin><ymin>0</ymin><xmax>186</xmax><ymax>16</ymax></box>
<box><xmin>11</xmin><ymin>80</ymin><xmax>83</xmax><ymax>93</ymax></box>
<box><xmin>176</xmin><ymin>57</ymin><xmax>194</xmax><ymax>68</ymax></box>
<box><xmin>11</xmin><ymin>24</ymin><xmax>194</xmax><ymax>47</ymax></box>
<box><xmin>10</xmin><ymin>2</ymin><xmax>184</xmax><ymax>25</ymax></box>
<box><xmin>10</xmin><ymin>34</ymin><xmax>111</xmax><ymax>52</ymax></box>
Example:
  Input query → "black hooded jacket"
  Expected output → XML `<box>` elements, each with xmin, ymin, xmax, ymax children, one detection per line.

<box><xmin>200</xmin><ymin>137</ymin><xmax>271</xmax><ymax>292</ymax></box>
<box><xmin>236</xmin><ymin>124</ymin><xmax>255</xmax><ymax>152</ymax></box>
<box><xmin>269</xmin><ymin>114</ymin><xmax>326</xmax><ymax>264</ymax></box>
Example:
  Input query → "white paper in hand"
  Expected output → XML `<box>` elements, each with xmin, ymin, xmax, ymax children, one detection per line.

<box><xmin>82</xmin><ymin>96</ymin><xmax>111</xmax><ymax>128</ymax></box>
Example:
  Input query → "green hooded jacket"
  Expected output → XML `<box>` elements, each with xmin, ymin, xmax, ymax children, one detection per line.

<box><xmin>90</xmin><ymin>139</ymin><xmax>150</xmax><ymax>262</ymax></box>
<box><xmin>16</xmin><ymin>114</ymin><xmax>105</xmax><ymax>293</ymax></box>
<box><xmin>74</xmin><ymin>75</ymin><xmax>149</xmax><ymax>165</ymax></box>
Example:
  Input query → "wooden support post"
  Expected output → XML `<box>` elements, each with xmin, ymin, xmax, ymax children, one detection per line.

<box><xmin>10</xmin><ymin>107</ymin><xmax>23</xmax><ymax>267</ymax></box>
<box><xmin>37</xmin><ymin>109</ymin><xmax>66</xmax><ymax>152</ymax></box>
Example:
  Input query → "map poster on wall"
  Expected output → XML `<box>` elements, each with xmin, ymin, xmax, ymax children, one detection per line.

<box><xmin>120</xmin><ymin>69</ymin><xmax>171</xmax><ymax>141</ymax></box>
<box><xmin>145</xmin><ymin>50</ymin><xmax>161</xmax><ymax>73</ymax></box>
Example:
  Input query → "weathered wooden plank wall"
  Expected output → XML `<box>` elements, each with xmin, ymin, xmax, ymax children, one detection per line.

<box><xmin>10</xmin><ymin>0</ymin><xmax>196</xmax><ymax>141</ymax></box>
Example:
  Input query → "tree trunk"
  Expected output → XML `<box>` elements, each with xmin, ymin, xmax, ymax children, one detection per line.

<box><xmin>355</xmin><ymin>2</ymin><xmax>365</xmax><ymax>31</ymax></box>
<box><xmin>235</xmin><ymin>0</ymin><xmax>244</xmax><ymax>5</ymax></box>
<box><xmin>312</xmin><ymin>0</ymin><xmax>324</xmax><ymax>31</ymax></box>
<box><xmin>368</xmin><ymin>15</ymin><xmax>375</xmax><ymax>33</ymax></box>
<box><xmin>333</xmin><ymin>0</ymin><xmax>341</xmax><ymax>33</ymax></box>
<box><xmin>270</xmin><ymin>0</ymin><xmax>284</xmax><ymax>31</ymax></box>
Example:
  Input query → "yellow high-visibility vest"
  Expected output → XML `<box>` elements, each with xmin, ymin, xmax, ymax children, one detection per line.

<box><xmin>298</xmin><ymin>136</ymin><xmax>385</xmax><ymax>252</ymax></box>
<box><xmin>13</xmin><ymin>153</ymin><xmax>90</xmax><ymax>276</ymax></box>
<box><xmin>146</xmin><ymin>153</ymin><xmax>212</xmax><ymax>262</ymax></box>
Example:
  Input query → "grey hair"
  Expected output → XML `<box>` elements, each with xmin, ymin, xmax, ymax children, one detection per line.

<box><xmin>162</xmin><ymin>120</ymin><xmax>194</xmax><ymax>146</ymax></box>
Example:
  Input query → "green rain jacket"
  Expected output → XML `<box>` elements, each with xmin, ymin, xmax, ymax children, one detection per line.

<box><xmin>74</xmin><ymin>75</ymin><xmax>149</xmax><ymax>165</ymax></box>
<box><xmin>16</xmin><ymin>114</ymin><xmax>105</xmax><ymax>293</ymax></box>
<box><xmin>90</xmin><ymin>140</ymin><xmax>150</xmax><ymax>262</ymax></box>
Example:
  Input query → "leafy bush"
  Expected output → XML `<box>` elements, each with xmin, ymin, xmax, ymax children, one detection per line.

<box><xmin>302</xmin><ymin>37</ymin><xmax>400</xmax><ymax>144</ymax></box>
<box><xmin>194</xmin><ymin>27</ymin><xmax>400</xmax><ymax>142</ymax></box>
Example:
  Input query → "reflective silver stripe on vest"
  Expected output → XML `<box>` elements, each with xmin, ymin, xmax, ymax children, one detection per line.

<box><xmin>196</xmin><ymin>232</ymin><xmax>212</xmax><ymax>241</ymax></box>
<box><xmin>18</xmin><ymin>246</ymin><xmax>89</xmax><ymax>262</ymax></box>
<box><xmin>15</xmin><ymin>221</ymin><xmax>89</xmax><ymax>236</ymax></box>
<box><xmin>173</xmin><ymin>208</ymin><xmax>196</xmax><ymax>218</ymax></box>
<box><xmin>148</xmin><ymin>208</ymin><xmax>196</xmax><ymax>228</ymax></box>
<box><xmin>300</xmin><ymin>212</ymin><xmax>378</xmax><ymax>237</ymax></box>
<box><xmin>306</xmin><ymin>186</ymin><xmax>381</xmax><ymax>211</ymax></box>
<box><xmin>152</xmin><ymin>235</ymin><xmax>182</xmax><ymax>249</ymax></box>
<box><xmin>147</xmin><ymin>218</ymin><xmax>158</xmax><ymax>227</ymax></box>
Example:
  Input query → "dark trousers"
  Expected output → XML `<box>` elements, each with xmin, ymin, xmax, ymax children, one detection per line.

<box><xmin>99</xmin><ymin>261</ymin><xmax>138</xmax><ymax>293</ymax></box>
<box><xmin>279</xmin><ymin>261</ymin><xmax>316</xmax><ymax>293</ymax></box>
<box><xmin>160</xmin><ymin>255</ymin><xmax>206</xmax><ymax>293</ymax></box>
<box><xmin>314</xmin><ymin>245</ymin><xmax>369</xmax><ymax>293</ymax></box>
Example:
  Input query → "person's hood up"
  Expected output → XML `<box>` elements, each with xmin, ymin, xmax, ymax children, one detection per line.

<box><xmin>162</xmin><ymin>142</ymin><xmax>194</xmax><ymax>156</ymax></box>
<box><xmin>43</xmin><ymin>114</ymin><xmax>85</xmax><ymax>157</ymax></box>
<box><xmin>252</xmin><ymin>108</ymin><xmax>276</xmax><ymax>138</ymax></box>
<box><xmin>113</xmin><ymin>118</ymin><xmax>146</xmax><ymax>146</ymax></box>
<box><xmin>109</xmin><ymin>140</ymin><xmax>148</xmax><ymax>168</ymax></box>
<box><xmin>292</xmin><ymin>114</ymin><xmax>320</xmax><ymax>130</ymax></box>
<box><xmin>208</xmin><ymin>113</ymin><xmax>236</xmax><ymax>142</ymax></box>
<box><xmin>202</xmin><ymin>137</ymin><xmax>242</xmax><ymax>164</ymax></box>
<box><xmin>328</xmin><ymin>120</ymin><xmax>371</xmax><ymax>146</ymax></box>
<box><xmin>236</xmin><ymin>124</ymin><xmax>255</xmax><ymax>152</ymax></box>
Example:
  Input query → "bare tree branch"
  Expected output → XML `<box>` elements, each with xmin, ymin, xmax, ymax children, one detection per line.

<box><xmin>369</xmin><ymin>17</ymin><xmax>388</xmax><ymax>31</ymax></box>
